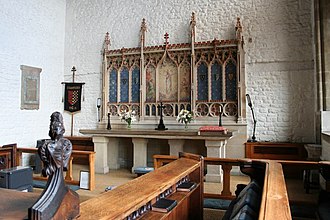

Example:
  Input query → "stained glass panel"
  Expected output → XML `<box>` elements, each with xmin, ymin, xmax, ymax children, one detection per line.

<box><xmin>225</xmin><ymin>60</ymin><xmax>237</xmax><ymax>101</ymax></box>
<box><xmin>109</xmin><ymin>69</ymin><xmax>117</xmax><ymax>103</ymax></box>
<box><xmin>131</xmin><ymin>66</ymin><xmax>140</xmax><ymax>103</ymax></box>
<box><xmin>120</xmin><ymin>67</ymin><xmax>129</xmax><ymax>102</ymax></box>
<box><xmin>197</xmin><ymin>62</ymin><xmax>208</xmax><ymax>101</ymax></box>
<box><xmin>211</xmin><ymin>62</ymin><xmax>222</xmax><ymax>100</ymax></box>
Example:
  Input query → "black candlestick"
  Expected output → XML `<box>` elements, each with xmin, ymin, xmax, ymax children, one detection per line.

<box><xmin>219</xmin><ymin>113</ymin><xmax>222</xmax><ymax>126</ymax></box>
<box><xmin>97</xmin><ymin>98</ymin><xmax>101</xmax><ymax>122</ymax></box>
<box><xmin>107</xmin><ymin>113</ymin><xmax>111</xmax><ymax>130</ymax></box>
<box><xmin>155</xmin><ymin>102</ymin><xmax>168</xmax><ymax>130</ymax></box>
<box><xmin>219</xmin><ymin>106</ymin><xmax>223</xmax><ymax>126</ymax></box>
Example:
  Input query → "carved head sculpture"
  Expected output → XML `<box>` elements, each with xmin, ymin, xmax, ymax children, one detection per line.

<box><xmin>39</xmin><ymin>112</ymin><xmax>72</xmax><ymax>177</ymax></box>
<box><xmin>48</xmin><ymin>111</ymin><xmax>65</xmax><ymax>140</ymax></box>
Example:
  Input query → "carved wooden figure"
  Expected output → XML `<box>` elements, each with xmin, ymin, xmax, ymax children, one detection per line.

<box><xmin>29</xmin><ymin>112</ymin><xmax>79</xmax><ymax>220</ymax></box>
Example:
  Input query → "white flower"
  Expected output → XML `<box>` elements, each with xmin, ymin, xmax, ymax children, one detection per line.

<box><xmin>177</xmin><ymin>109</ymin><xmax>193</xmax><ymax>124</ymax></box>
<box><xmin>119</xmin><ymin>110</ymin><xmax>136</xmax><ymax>124</ymax></box>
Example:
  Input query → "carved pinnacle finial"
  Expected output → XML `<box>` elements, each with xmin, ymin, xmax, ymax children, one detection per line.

<box><xmin>140</xmin><ymin>18</ymin><xmax>147</xmax><ymax>47</ymax></box>
<box><xmin>236</xmin><ymin>17</ymin><xmax>243</xmax><ymax>41</ymax></box>
<box><xmin>104</xmin><ymin>32</ymin><xmax>111</xmax><ymax>51</ymax></box>
<box><xmin>190</xmin><ymin>12</ymin><xmax>196</xmax><ymax>43</ymax></box>
<box><xmin>190</xmin><ymin>12</ymin><xmax>196</xmax><ymax>27</ymax></box>
<box><xmin>164</xmin><ymin>32</ymin><xmax>169</xmax><ymax>47</ymax></box>
<box><xmin>141</xmin><ymin>18</ymin><xmax>147</xmax><ymax>32</ymax></box>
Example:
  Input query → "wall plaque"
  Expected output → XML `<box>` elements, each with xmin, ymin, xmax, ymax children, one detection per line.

<box><xmin>20</xmin><ymin>65</ymin><xmax>42</xmax><ymax>110</ymax></box>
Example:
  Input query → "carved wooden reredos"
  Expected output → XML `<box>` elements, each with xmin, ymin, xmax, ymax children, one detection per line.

<box><xmin>101</xmin><ymin>12</ymin><xmax>246</xmax><ymax>125</ymax></box>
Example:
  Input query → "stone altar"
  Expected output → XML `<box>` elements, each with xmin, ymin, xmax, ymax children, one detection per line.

<box><xmin>79</xmin><ymin>128</ymin><xmax>233</xmax><ymax>182</ymax></box>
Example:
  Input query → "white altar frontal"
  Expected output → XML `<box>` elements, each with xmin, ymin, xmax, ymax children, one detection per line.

<box><xmin>80</xmin><ymin>128</ymin><xmax>233</xmax><ymax>182</ymax></box>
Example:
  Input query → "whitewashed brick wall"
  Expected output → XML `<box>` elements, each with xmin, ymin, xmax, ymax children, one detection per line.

<box><xmin>64</xmin><ymin>0</ymin><xmax>315</xmax><ymax>145</ymax></box>
<box><xmin>0</xmin><ymin>0</ymin><xmax>66</xmax><ymax>148</ymax></box>
<box><xmin>0</xmin><ymin>0</ymin><xmax>315</xmax><ymax>161</ymax></box>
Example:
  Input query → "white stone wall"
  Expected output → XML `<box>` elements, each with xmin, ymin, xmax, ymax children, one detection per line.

<box><xmin>64</xmin><ymin>0</ymin><xmax>315</xmax><ymax>146</ymax></box>
<box><xmin>0</xmin><ymin>0</ymin><xmax>66</xmax><ymax>147</ymax></box>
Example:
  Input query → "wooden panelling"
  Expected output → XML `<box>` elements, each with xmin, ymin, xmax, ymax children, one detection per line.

<box><xmin>245</xmin><ymin>142</ymin><xmax>308</xmax><ymax>160</ymax></box>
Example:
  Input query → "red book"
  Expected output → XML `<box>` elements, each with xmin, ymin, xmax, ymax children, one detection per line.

<box><xmin>198</xmin><ymin>126</ymin><xmax>228</xmax><ymax>135</ymax></box>
<box><xmin>199</xmin><ymin>126</ymin><xmax>226</xmax><ymax>132</ymax></box>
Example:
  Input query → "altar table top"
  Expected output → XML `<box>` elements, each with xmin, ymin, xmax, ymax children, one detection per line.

<box><xmin>80</xmin><ymin>128</ymin><xmax>234</xmax><ymax>140</ymax></box>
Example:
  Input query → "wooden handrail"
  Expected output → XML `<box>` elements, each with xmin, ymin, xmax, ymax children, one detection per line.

<box><xmin>16</xmin><ymin>147</ymin><xmax>95</xmax><ymax>191</ymax></box>
<box><xmin>258</xmin><ymin>160</ymin><xmax>291</xmax><ymax>220</ymax></box>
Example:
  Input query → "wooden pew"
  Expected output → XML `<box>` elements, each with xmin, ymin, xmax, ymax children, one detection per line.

<box><xmin>16</xmin><ymin>147</ymin><xmax>96</xmax><ymax>191</ymax></box>
<box><xmin>79</xmin><ymin>152</ymin><xmax>204</xmax><ymax>219</ymax></box>
<box><xmin>153</xmin><ymin>155</ymin><xmax>292</xmax><ymax>219</ymax></box>
<box><xmin>0</xmin><ymin>143</ymin><xmax>17</xmax><ymax>169</ymax></box>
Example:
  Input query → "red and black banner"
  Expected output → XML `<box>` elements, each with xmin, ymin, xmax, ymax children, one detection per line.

<box><xmin>64</xmin><ymin>83</ymin><xmax>83</xmax><ymax>112</ymax></box>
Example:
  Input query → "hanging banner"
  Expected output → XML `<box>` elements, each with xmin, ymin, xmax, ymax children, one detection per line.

<box><xmin>64</xmin><ymin>83</ymin><xmax>83</xmax><ymax>112</ymax></box>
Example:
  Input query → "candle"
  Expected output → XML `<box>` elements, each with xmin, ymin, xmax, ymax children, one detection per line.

<box><xmin>219</xmin><ymin>106</ymin><xmax>222</xmax><ymax>126</ymax></box>
<box><xmin>97</xmin><ymin>98</ymin><xmax>101</xmax><ymax>108</ymax></box>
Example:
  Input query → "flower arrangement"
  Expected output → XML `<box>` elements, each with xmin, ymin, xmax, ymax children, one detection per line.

<box><xmin>176</xmin><ymin>109</ymin><xmax>193</xmax><ymax>129</ymax></box>
<box><xmin>119</xmin><ymin>110</ymin><xmax>136</xmax><ymax>128</ymax></box>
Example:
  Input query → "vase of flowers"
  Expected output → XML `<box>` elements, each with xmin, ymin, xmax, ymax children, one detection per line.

<box><xmin>177</xmin><ymin>109</ymin><xmax>193</xmax><ymax>129</ymax></box>
<box><xmin>119</xmin><ymin>110</ymin><xmax>136</xmax><ymax>128</ymax></box>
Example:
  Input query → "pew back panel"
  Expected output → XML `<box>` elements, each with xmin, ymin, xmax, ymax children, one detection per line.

<box><xmin>65</xmin><ymin>136</ymin><xmax>94</xmax><ymax>165</ymax></box>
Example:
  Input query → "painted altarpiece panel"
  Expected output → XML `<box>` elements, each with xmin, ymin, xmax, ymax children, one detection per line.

<box><xmin>101</xmin><ymin>14</ymin><xmax>246</xmax><ymax>125</ymax></box>
<box><xmin>146</xmin><ymin>65</ymin><xmax>156</xmax><ymax>102</ymax></box>
<box><xmin>159</xmin><ymin>57</ymin><xmax>178</xmax><ymax>102</ymax></box>
<box><xmin>179</xmin><ymin>62</ymin><xmax>191</xmax><ymax>102</ymax></box>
